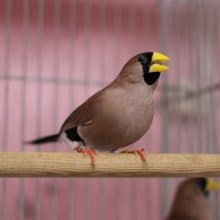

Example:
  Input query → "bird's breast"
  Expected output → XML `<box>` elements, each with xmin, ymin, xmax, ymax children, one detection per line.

<box><xmin>78</xmin><ymin>88</ymin><xmax>155</xmax><ymax>150</ymax></box>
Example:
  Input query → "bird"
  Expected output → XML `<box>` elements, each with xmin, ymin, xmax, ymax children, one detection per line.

<box><xmin>26</xmin><ymin>51</ymin><xmax>170</xmax><ymax>166</ymax></box>
<box><xmin>165</xmin><ymin>177</ymin><xmax>220</xmax><ymax>220</ymax></box>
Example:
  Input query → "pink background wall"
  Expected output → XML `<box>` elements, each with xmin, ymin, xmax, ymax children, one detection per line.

<box><xmin>0</xmin><ymin>0</ymin><xmax>220</xmax><ymax>219</ymax></box>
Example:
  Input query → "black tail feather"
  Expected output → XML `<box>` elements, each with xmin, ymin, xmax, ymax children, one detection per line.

<box><xmin>25</xmin><ymin>134</ymin><xmax>59</xmax><ymax>145</ymax></box>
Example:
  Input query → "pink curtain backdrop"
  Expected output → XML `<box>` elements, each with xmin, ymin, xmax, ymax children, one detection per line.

<box><xmin>0</xmin><ymin>0</ymin><xmax>219</xmax><ymax>220</ymax></box>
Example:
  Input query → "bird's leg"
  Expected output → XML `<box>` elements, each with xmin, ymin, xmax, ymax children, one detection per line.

<box><xmin>75</xmin><ymin>146</ymin><xmax>97</xmax><ymax>167</ymax></box>
<box><xmin>120</xmin><ymin>148</ymin><xmax>147</xmax><ymax>165</ymax></box>
<box><xmin>136</xmin><ymin>148</ymin><xmax>146</xmax><ymax>163</ymax></box>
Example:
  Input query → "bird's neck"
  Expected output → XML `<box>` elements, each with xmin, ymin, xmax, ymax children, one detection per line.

<box><xmin>110</xmin><ymin>78</ymin><xmax>154</xmax><ymax>97</ymax></box>
<box><xmin>113</xmin><ymin>73</ymin><xmax>155</xmax><ymax>91</ymax></box>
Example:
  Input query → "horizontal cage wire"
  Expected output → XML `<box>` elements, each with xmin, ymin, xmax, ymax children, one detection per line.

<box><xmin>0</xmin><ymin>0</ymin><xmax>220</xmax><ymax>220</ymax></box>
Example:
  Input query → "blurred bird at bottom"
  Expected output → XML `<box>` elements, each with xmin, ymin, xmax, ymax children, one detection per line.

<box><xmin>165</xmin><ymin>178</ymin><xmax>220</xmax><ymax>220</ymax></box>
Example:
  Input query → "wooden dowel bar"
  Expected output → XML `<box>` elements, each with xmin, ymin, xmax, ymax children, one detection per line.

<box><xmin>0</xmin><ymin>152</ymin><xmax>219</xmax><ymax>177</ymax></box>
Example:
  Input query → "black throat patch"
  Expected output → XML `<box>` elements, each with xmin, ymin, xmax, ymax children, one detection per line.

<box><xmin>143</xmin><ymin>72</ymin><xmax>160</xmax><ymax>85</ymax></box>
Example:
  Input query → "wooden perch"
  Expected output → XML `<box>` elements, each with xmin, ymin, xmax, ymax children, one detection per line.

<box><xmin>0</xmin><ymin>152</ymin><xmax>219</xmax><ymax>177</ymax></box>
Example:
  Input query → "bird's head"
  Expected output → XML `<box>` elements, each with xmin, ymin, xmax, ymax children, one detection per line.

<box><xmin>196</xmin><ymin>177</ymin><xmax>220</xmax><ymax>197</ymax></box>
<box><xmin>119</xmin><ymin>51</ymin><xmax>170</xmax><ymax>88</ymax></box>
<box><xmin>137</xmin><ymin>51</ymin><xmax>170</xmax><ymax>85</ymax></box>
<box><xmin>177</xmin><ymin>178</ymin><xmax>220</xmax><ymax>198</ymax></box>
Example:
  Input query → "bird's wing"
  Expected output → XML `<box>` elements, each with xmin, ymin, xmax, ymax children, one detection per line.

<box><xmin>60</xmin><ymin>90</ymin><xmax>104</xmax><ymax>132</ymax></box>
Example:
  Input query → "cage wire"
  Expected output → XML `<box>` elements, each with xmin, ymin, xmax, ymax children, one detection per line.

<box><xmin>0</xmin><ymin>0</ymin><xmax>220</xmax><ymax>220</ymax></box>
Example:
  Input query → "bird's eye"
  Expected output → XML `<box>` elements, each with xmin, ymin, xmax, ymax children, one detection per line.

<box><xmin>138</xmin><ymin>55</ymin><xmax>147</xmax><ymax>64</ymax></box>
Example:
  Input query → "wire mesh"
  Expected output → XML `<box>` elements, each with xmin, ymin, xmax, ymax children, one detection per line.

<box><xmin>0</xmin><ymin>0</ymin><xmax>220</xmax><ymax>219</ymax></box>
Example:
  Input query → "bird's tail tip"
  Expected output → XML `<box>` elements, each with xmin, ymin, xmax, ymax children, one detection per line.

<box><xmin>24</xmin><ymin>133</ymin><xmax>60</xmax><ymax>145</ymax></box>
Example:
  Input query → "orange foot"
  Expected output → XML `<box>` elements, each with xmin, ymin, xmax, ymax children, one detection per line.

<box><xmin>120</xmin><ymin>148</ymin><xmax>147</xmax><ymax>165</ymax></box>
<box><xmin>75</xmin><ymin>146</ymin><xmax>97</xmax><ymax>167</ymax></box>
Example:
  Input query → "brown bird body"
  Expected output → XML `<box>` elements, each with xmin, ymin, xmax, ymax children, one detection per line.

<box><xmin>27</xmin><ymin>52</ymin><xmax>169</xmax><ymax>163</ymax></box>
<box><xmin>61</xmin><ymin>70</ymin><xmax>155</xmax><ymax>151</ymax></box>
<box><xmin>166</xmin><ymin>178</ymin><xmax>220</xmax><ymax>220</ymax></box>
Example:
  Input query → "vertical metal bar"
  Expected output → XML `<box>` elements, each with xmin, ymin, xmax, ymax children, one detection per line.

<box><xmin>53</xmin><ymin>0</ymin><xmax>60</xmax><ymax>150</ymax></box>
<box><xmin>193</xmin><ymin>1</ymin><xmax>203</xmax><ymax>153</ymax></box>
<box><xmin>205</xmin><ymin>1</ymin><xmax>218</xmax><ymax>218</ymax></box>
<box><xmin>114</xmin><ymin>2</ymin><xmax>121</xmax><ymax>220</ymax></box>
<box><xmin>200</xmin><ymin>1</ymin><xmax>218</xmax><ymax>218</ymax></box>
<box><xmin>68</xmin><ymin>2</ymin><xmax>76</xmax><ymax>110</ymax></box>
<box><xmin>200</xmin><ymin>2</ymin><xmax>209</xmax><ymax>153</ymax></box>
<box><xmin>206</xmin><ymin>1</ymin><xmax>216</xmax><ymax>154</ymax></box>
<box><xmin>99</xmin><ymin>0</ymin><xmax>106</xmax><ymax>84</ymax></box>
<box><xmin>128</xmin><ymin>1</ymin><xmax>137</xmax><ymax>220</ymax></box>
<box><xmin>213</xmin><ymin>2</ymin><xmax>220</xmax><ymax>218</ymax></box>
<box><xmin>99</xmin><ymin>1</ymin><xmax>106</xmax><ymax>220</ymax></box>
<box><xmin>20</xmin><ymin>0</ymin><xmax>29</xmax><ymax>152</ymax></box>
<box><xmin>142</xmin><ymin>1</ymin><xmax>151</xmax><ymax>218</ymax></box>
<box><xmin>1</xmin><ymin>1</ymin><xmax>12</xmax><ymax>219</ymax></box>
<box><xmin>171</xmin><ymin>2</ymin><xmax>181</xmax><ymax>214</ymax></box>
<box><xmin>173</xmin><ymin>1</ymin><xmax>181</xmax><ymax>151</ymax></box>
<box><xmin>2</xmin><ymin>0</ymin><xmax>12</xmax><ymax>152</ymax></box>
<box><xmin>19</xmin><ymin>1</ymin><xmax>29</xmax><ymax>219</ymax></box>
<box><xmin>83</xmin><ymin>1</ymin><xmax>92</xmax><ymax>219</ymax></box>
<box><xmin>128</xmin><ymin>0</ymin><xmax>136</xmax><ymax>55</ymax></box>
<box><xmin>187</xmin><ymin>0</ymin><xmax>194</xmax><ymax>154</ymax></box>
<box><xmin>159</xmin><ymin>0</ymin><xmax>170</xmax><ymax>218</ymax></box>
<box><xmin>83</xmin><ymin>0</ymin><xmax>91</xmax><ymax>97</ymax></box>
<box><xmin>51</xmin><ymin>0</ymin><xmax>61</xmax><ymax>219</ymax></box>
<box><xmin>159</xmin><ymin>0</ymin><xmax>170</xmax><ymax>152</ymax></box>
<box><xmin>67</xmin><ymin>1</ymin><xmax>76</xmax><ymax>220</ymax></box>
<box><xmin>35</xmin><ymin>0</ymin><xmax>44</xmax><ymax>219</ymax></box>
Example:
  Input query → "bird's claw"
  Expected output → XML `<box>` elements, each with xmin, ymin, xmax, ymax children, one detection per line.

<box><xmin>135</xmin><ymin>148</ymin><xmax>146</xmax><ymax>164</ymax></box>
<box><xmin>75</xmin><ymin>146</ymin><xmax>96</xmax><ymax>167</ymax></box>
<box><xmin>121</xmin><ymin>147</ymin><xmax>147</xmax><ymax>165</ymax></box>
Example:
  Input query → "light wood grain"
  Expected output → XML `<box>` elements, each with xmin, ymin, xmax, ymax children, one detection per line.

<box><xmin>0</xmin><ymin>152</ymin><xmax>219</xmax><ymax>177</ymax></box>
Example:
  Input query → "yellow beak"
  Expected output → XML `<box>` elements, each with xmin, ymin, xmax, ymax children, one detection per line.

<box><xmin>149</xmin><ymin>52</ymin><xmax>170</xmax><ymax>73</ymax></box>
<box><xmin>206</xmin><ymin>178</ymin><xmax>220</xmax><ymax>192</ymax></box>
